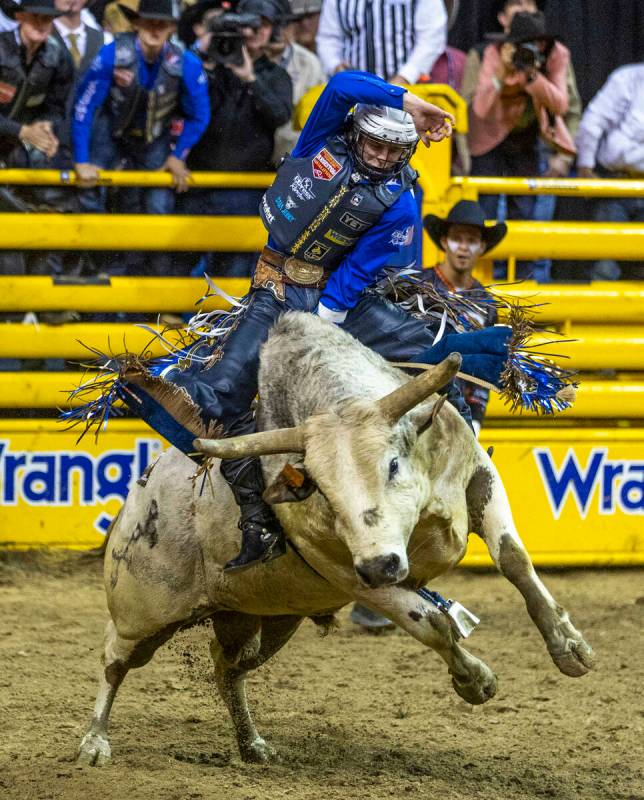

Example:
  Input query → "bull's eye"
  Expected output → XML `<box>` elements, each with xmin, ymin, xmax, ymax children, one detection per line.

<box><xmin>388</xmin><ymin>458</ymin><xmax>399</xmax><ymax>480</ymax></box>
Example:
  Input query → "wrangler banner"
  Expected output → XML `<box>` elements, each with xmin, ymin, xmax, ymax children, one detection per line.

<box><xmin>0</xmin><ymin>421</ymin><xmax>642</xmax><ymax>565</ymax></box>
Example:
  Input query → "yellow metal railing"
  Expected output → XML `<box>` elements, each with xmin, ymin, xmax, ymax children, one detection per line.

<box><xmin>5</xmin><ymin>371</ymin><xmax>641</xmax><ymax>418</ymax></box>
<box><xmin>0</xmin><ymin>169</ymin><xmax>274</xmax><ymax>189</ymax></box>
<box><xmin>450</xmin><ymin>176</ymin><xmax>644</xmax><ymax>199</ymax></box>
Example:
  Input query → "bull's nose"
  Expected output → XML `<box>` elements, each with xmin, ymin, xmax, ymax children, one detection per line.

<box><xmin>355</xmin><ymin>553</ymin><xmax>407</xmax><ymax>588</ymax></box>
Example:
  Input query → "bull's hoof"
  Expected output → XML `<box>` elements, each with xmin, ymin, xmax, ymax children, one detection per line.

<box><xmin>450</xmin><ymin>663</ymin><xmax>498</xmax><ymax>706</ymax></box>
<box><xmin>550</xmin><ymin>636</ymin><xmax>595</xmax><ymax>677</ymax></box>
<box><xmin>77</xmin><ymin>732</ymin><xmax>111</xmax><ymax>766</ymax></box>
<box><xmin>239</xmin><ymin>736</ymin><xmax>276</xmax><ymax>764</ymax></box>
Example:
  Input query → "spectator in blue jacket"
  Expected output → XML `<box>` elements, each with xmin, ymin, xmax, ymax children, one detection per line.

<box><xmin>71</xmin><ymin>0</ymin><xmax>210</xmax><ymax>274</ymax></box>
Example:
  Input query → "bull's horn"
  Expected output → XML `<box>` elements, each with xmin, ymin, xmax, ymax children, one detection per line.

<box><xmin>377</xmin><ymin>353</ymin><xmax>462</xmax><ymax>423</ymax></box>
<box><xmin>194</xmin><ymin>426</ymin><xmax>305</xmax><ymax>459</ymax></box>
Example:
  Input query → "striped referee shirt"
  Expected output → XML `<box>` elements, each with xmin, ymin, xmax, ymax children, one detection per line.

<box><xmin>317</xmin><ymin>0</ymin><xmax>447</xmax><ymax>84</ymax></box>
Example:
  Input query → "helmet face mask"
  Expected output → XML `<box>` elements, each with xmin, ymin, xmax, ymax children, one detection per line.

<box><xmin>348</xmin><ymin>104</ymin><xmax>418</xmax><ymax>181</ymax></box>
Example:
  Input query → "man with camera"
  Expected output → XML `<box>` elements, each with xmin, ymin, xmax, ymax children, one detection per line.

<box><xmin>71</xmin><ymin>0</ymin><xmax>210</xmax><ymax>274</ymax></box>
<box><xmin>178</xmin><ymin>0</ymin><xmax>292</xmax><ymax>276</ymax></box>
<box><xmin>462</xmin><ymin>11</ymin><xmax>575</xmax><ymax>277</ymax></box>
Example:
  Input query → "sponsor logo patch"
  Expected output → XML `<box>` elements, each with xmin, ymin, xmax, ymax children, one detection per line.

<box><xmin>324</xmin><ymin>229</ymin><xmax>357</xmax><ymax>247</ymax></box>
<box><xmin>275</xmin><ymin>195</ymin><xmax>295</xmax><ymax>222</ymax></box>
<box><xmin>285</xmin><ymin>195</ymin><xmax>298</xmax><ymax>210</ymax></box>
<box><xmin>312</xmin><ymin>148</ymin><xmax>342</xmax><ymax>181</ymax></box>
<box><xmin>350</xmin><ymin>193</ymin><xmax>364</xmax><ymax>207</ymax></box>
<box><xmin>304</xmin><ymin>241</ymin><xmax>331</xmax><ymax>261</ymax></box>
<box><xmin>390</xmin><ymin>225</ymin><xmax>414</xmax><ymax>246</ymax></box>
<box><xmin>290</xmin><ymin>173</ymin><xmax>316</xmax><ymax>200</ymax></box>
<box><xmin>261</xmin><ymin>195</ymin><xmax>275</xmax><ymax>224</ymax></box>
<box><xmin>339</xmin><ymin>211</ymin><xmax>369</xmax><ymax>232</ymax></box>
<box><xmin>0</xmin><ymin>81</ymin><xmax>16</xmax><ymax>104</ymax></box>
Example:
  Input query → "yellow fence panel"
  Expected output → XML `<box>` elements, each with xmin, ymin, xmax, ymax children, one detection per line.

<box><xmin>1</xmin><ymin>421</ymin><xmax>641</xmax><ymax>566</ymax></box>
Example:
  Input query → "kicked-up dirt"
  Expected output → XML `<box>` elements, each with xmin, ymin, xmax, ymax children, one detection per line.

<box><xmin>0</xmin><ymin>552</ymin><xmax>642</xmax><ymax>800</ymax></box>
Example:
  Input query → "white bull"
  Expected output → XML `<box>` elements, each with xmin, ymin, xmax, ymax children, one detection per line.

<box><xmin>78</xmin><ymin>312</ymin><xmax>594</xmax><ymax>766</ymax></box>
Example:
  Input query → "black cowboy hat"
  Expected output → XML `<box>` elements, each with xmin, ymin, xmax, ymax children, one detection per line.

<box><xmin>487</xmin><ymin>10</ymin><xmax>557</xmax><ymax>44</ymax></box>
<box><xmin>118</xmin><ymin>0</ymin><xmax>178</xmax><ymax>23</ymax></box>
<box><xmin>1</xmin><ymin>0</ymin><xmax>64</xmax><ymax>19</ymax></box>
<box><xmin>423</xmin><ymin>200</ymin><xmax>507</xmax><ymax>254</ymax></box>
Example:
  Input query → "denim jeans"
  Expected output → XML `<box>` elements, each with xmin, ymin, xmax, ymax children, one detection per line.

<box><xmin>78</xmin><ymin>122</ymin><xmax>175</xmax><ymax>275</ymax></box>
<box><xmin>590</xmin><ymin>195</ymin><xmax>644</xmax><ymax>280</ymax></box>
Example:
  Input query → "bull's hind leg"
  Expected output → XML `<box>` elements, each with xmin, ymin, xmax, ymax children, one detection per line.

<box><xmin>467</xmin><ymin>461</ymin><xmax>594</xmax><ymax>677</ymax></box>
<box><xmin>210</xmin><ymin>612</ymin><xmax>303</xmax><ymax>763</ymax></box>
<box><xmin>78</xmin><ymin>619</ymin><xmax>179</xmax><ymax>765</ymax></box>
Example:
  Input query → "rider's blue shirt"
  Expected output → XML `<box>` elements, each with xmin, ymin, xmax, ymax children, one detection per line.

<box><xmin>268</xmin><ymin>70</ymin><xmax>419</xmax><ymax>319</ymax></box>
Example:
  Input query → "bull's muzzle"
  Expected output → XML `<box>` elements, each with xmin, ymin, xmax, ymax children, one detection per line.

<box><xmin>355</xmin><ymin>553</ymin><xmax>408</xmax><ymax>588</ymax></box>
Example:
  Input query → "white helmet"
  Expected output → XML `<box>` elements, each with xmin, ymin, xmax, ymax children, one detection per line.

<box><xmin>348</xmin><ymin>104</ymin><xmax>419</xmax><ymax>180</ymax></box>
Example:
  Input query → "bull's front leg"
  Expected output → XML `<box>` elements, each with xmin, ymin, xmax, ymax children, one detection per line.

<box><xmin>466</xmin><ymin>460</ymin><xmax>594</xmax><ymax>677</ymax></box>
<box><xmin>353</xmin><ymin>586</ymin><xmax>498</xmax><ymax>705</ymax></box>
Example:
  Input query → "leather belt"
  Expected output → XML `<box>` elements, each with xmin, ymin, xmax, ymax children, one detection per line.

<box><xmin>258</xmin><ymin>246</ymin><xmax>331</xmax><ymax>289</ymax></box>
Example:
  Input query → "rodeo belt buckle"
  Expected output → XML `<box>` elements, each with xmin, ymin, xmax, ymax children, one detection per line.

<box><xmin>283</xmin><ymin>258</ymin><xmax>324</xmax><ymax>285</ymax></box>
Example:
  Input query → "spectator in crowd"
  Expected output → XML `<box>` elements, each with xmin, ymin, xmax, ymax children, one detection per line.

<box><xmin>285</xmin><ymin>0</ymin><xmax>319</xmax><ymax>52</ymax></box>
<box><xmin>421</xmin><ymin>0</ymin><xmax>465</xmax><ymax>91</ymax></box>
<box><xmin>0</xmin><ymin>0</ymin><xmax>74</xmax><ymax>275</ymax></box>
<box><xmin>316</xmin><ymin>0</ymin><xmax>447</xmax><ymax>85</ymax></box>
<box><xmin>576</xmin><ymin>62</ymin><xmax>644</xmax><ymax>281</ymax></box>
<box><xmin>422</xmin><ymin>200</ymin><xmax>504</xmax><ymax>435</ymax></box>
<box><xmin>267</xmin><ymin>0</ymin><xmax>325</xmax><ymax>164</ymax></box>
<box><xmin>462</xmin><ymin>11</ymin><xmax>575</xmax><ymax>279</ymax></box>
<box><xmin>178</xmin><ymin>0</ymin><xmax>292</xmax><ymax>277</ymax></box>
<box><xmin>53</xmin><ymin>0</ymin><xmax>111</xmax><ymax>75</ymax></box>
<box><xmin>72</xmin><ymin>0</ymin><xmax>210</xmax><ymax>274</ymax></box>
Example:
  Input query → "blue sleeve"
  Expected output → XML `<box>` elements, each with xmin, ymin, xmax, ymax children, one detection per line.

<box><xmin>292</xmin><ymin>71</ymin><xmax>407</xmax><ymax>159</ymax></box>
<box><xmin>72</xmin><ymin>41</ymin><xmax>115</xmax><ymax>163</ymax></box>
<box><xmin>320</xmin><ymin>190</ymin><xmax>419</xmax><ymax>313</ymax></box>
<box><xmin>175</xmin><ymin>51</ymin><xmax>211</xmax><ymax>161</ymax></box>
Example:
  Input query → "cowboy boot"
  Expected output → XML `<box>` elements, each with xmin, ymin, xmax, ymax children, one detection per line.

<box><xmin>220</xmin><ymin>456</ymin><xmax>287</xmax><ymax>573</ymax></box>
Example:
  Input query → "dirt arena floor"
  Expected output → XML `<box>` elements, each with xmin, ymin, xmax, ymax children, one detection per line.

<box><xmin>0</xmin><ymin>553</ymin><xmax>642</xmax><ymax>800</ymax></box>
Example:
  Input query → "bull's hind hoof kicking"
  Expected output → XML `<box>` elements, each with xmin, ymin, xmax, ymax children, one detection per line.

<box><xmin>77</xmin><ymin>732</ymin><xmax>111</xmax><ymax>766</ymax></box>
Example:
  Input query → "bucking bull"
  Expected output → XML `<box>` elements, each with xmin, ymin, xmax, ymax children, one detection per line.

<box><xmin>78</xmin><ymin>313</ymin><xmax>594</xmax><ymax>766</ymax></box>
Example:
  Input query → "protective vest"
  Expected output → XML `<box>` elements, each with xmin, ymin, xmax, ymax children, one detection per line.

<box><xmin>108</xmin><ymin>33</ymin><xmax>184</xmax><ymax>143</ymax></box>
<box><xmin>260</xmin><ymin>135</ymin><xmax>416</xmax><ymax>270</ymax></box>
<box><xmin>0</xmin><ymin>32</ymin><xmax>66</xmax><ymax>124</ymax></box>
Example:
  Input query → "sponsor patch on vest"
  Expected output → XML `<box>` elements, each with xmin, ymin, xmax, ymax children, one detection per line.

<box><xmin>25</xmin><ymin>93</ymin><xmax>46</xmax><ymax>108</ymax></box>
<box><xmin>0</xmin><ymin>82</ymin><xmax>16</xmax><ymax>104</ymax></box>
<box><xmin>350</xmin><ymin>193</ymin><xmax>363</xmax><ymax>207</ymax></box>
<box><xmin>275</xmin><ymin>195</ymin><xmax>295</xmax><ymax>222</ymax></box>
<box><xmin>290</xmin><ymin>173</ymin><xmax>315</xmax><ymax>200</ymax></box>
<box><xmin>261</xmin><ymin>195</ymin><xmax>275</xmax><ymax>224</ymax></box>
<box><xmin>285</xmin><ymin>195</ymin><xmax>298</xmax><ymax>210</ymax></box>
<box><xmin>312</xmin><ymin>148</ymin><xmax>342</xmax><ymax>181</ymax></box>
<box><xmin>390</xmin><ymin>225</ymin><xmax>414</xmax><ymax>246</ymax></box>
<box><xmin>304</xmin><ymin>241</ymin><xmax>331</xmax><ymax>261</ymax></box>
<box><xmin>339</xmin><ymin>211</ymin><xmax>369</xmax><ymax>232</ymax></box>
<box><xmin>324</xmin><ymin>229</ymin><xmax>357</xmax><ymax>247</ymax></box>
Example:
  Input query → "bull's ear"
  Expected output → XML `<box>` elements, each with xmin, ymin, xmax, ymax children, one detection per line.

<box><xmin>263</xmin><ymin>463</ymin><xmax>317</xmax><ymax>504</ymax></box>
<box><xmin>409</xmin><ymin>395</ymin><xmax>446</xmax><ymax>437</ymax></box>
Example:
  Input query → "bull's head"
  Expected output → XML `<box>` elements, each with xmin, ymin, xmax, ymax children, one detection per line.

<box><xmin>195</xmin><ymin>353</ymin><xmax>461</xmax><ymax>589</ymax></box>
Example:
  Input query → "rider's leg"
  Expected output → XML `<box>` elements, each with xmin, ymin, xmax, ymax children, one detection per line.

<box><xmin>343</xmin><ymin>293</ymin><xmax>474</xmax><ymax>431</ymax></box>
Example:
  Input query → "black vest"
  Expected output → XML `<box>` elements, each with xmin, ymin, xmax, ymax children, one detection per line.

<box><xmin>108</xmin><ymin>33</ymin><xmax>184</xmax><ymax>143</ymax></box>
<box><xmin>260</xmin><ymin>136</ymin><xmax>416</xmax><ymax>270</ymax></box>
<box><xmin>0</xmin><ymin>31</ymin><xmax>66</xmax><ymax>124</ymax></box>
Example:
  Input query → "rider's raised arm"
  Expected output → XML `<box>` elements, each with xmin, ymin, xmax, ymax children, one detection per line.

<box><xmin>292</xmin><ymin>71</ymin><xmax>407</xmax><ymax>158</ymax></box>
